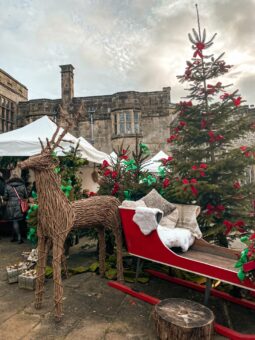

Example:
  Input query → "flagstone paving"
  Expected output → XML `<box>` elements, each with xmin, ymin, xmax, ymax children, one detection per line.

<box><xmin>0</xmin><ymin>235</ymin><xmax>253</xmax><ymax>339</ymax></box>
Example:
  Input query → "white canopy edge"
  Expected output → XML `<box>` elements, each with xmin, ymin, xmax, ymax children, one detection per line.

<box><xmin>0</xmin><ymin>116</ymin><xmax>110</xmax><ymax>164</ymax></box>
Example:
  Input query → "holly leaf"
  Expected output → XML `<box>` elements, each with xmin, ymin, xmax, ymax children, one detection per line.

<box><xmin>237</xmin><ymin>269</ymin><xmax>246</xmax><ymax>281</ymax></box>
<box><xmin>234</xmin><ymin>260</ymin><xmax>243</xmax><ymax>268</ymax></box>
<box><xmin>105</xmin><ymin>268</ymin><xmax>117</xmax><ymax>280</ymax></box>
<box><xmin>68</xmin><ymin>266</ymin><xmax>90</xmax><ymax>274</ymax></box>
<box><xmin>89</xmin><ymin>262</ymin><xmax>99</xmax><ymax>272</ymax></box>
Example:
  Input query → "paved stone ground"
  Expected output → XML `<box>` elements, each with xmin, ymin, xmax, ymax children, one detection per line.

<box><xmin>0</xmin><ymin>235</ymin><xmax>254</xmax><ymax>339</ymax></box>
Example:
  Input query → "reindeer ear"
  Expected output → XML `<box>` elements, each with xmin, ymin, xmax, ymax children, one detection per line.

<box><xmin>74</xmin><ymin>102</ymin><xmax>83</xmax><ymax>121</ymax></box>
<box><xmin>38</xmin><ymin>138</ymin><xmax>45</xmax><ymax>151</ymax></box>
<box><xmin>59</xmin><ymin>105</ymin><xmax>68</xmax><ymax>119</ymax></box>
<box><xmin>46</xmin><ymin>138</ymin><xmax>52</xmax><ymax>150</ymax></box>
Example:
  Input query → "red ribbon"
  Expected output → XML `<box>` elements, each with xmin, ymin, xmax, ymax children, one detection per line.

<box><xmin>179</xmin><ymin>121</ymin><xmax>187</xmax><ymax>127</ymax></box>
<box><xmin>193</xmin><ymin>42</ymin><xmax>205</xmax><ymax>58</ymax></box>
<box><xmin>167</xmin><ymin>134</ymin><xmax>178</xmax><ymax>143</ymax></box>
<box><xmin>88</xmin><ymin>192</ymin><xmax>96</xmax><ymax>197</ymax></box>
<box><xmin>201</xmin><ymin>119</ymin><xmax>207</xmax><ymax>129</ymax></box>
<box><xmin>101</xmin><ymin>160</ymin><xmax>110</xmax><ymax>169</ymax></box>
<box><xmin>240</xmin><ymin>146</ymin><xmax>255</xmax><ymax>158</ymax></box>
<box><xmin>182</xmin><ymin>178</ymin><xmax>198</xmax><ymax>196</ymax></box>
<box><xmin>111</xmin><ymin>171</ymin><xmax>118</xmax><ymax>179</ymax></box>
<box><xmin>207</xmin><ymin>82</ymin><xmax>222</xmax><ymax>95</ymax></box>
<box><xmin>233</xmin><ymin>181</ymin><xmax>241</xmax><ymax>189</ymax></box>
<box><xmin>161</xmin><ymin>156</ymin><xmax>174</xmax><ymax>166</ymax></box>
<box><xmin>191</xmin><ymin>164</ymin><xmax>207</xmax><ymax>177</ymax></box>
<box><xmin>120</xmin><ymin>149</ymin><xmax>129</xmax><ymax>160</ymax></box>
<box><xmin>179</xmin><ymin>101</ymin><xmax>193</xmax><ymax>107</ymax></box>
<box><xmin>208</xmin><ymin>131</ymin><xmax>224</xmax><ymax>143</ymax></box>
<box><xmin>104</xmin><ymin>169</ymin><xmax>112</xmax><ymax>177</ymax></box>
<box><xmin>223</xmin><ymin>219</ymin><xmax>245</xmax><ymax>235</ymax></box>
<box><xmin>233</xmin><ymin>96</ymin><xmax>242</xmax><ymax>107</ymax></box>
<box><xmin>112</xmin><ymin>182</ymin><xmax>120</xmax><ymax>195</ymax></box>
<box><xmin>220</xmin><ymin>93</ymin><xmax>230</xmax><ymax>100</ymax></box>
<box><xmin>163</xmin><ymin>178</ymin><xmax>170</xmax><ymax>188</ymax></box>
<box><xmin>206</xmin><ymin>204</ymin><xmax>225</xmax><ymax>217</ymax></box>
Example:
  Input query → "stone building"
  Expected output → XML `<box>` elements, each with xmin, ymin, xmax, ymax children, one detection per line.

<box><xmin>0</xmin><ymin>68</ymin><xmax>28</xmax><ymax>133</ymax></box>
<box><xmin>17</xmin><ymin>64</ymin><xmax>175</xmax><ymax>154</ymax></box>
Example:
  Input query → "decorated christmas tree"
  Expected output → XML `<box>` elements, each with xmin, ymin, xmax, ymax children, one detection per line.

<box><xmin>98</xmin><ymin>138</ymin><xmax>156</xmax><ymax>201</ymax></box>
<box><xmin>162</xmin><ymin>5</ymin><xmax>255</xmax><ymax>246</ymax></box>
<box><xmin>97</xmin><ymin>138</ymin><xmax>156</xmax><ymax>254</ymax></box>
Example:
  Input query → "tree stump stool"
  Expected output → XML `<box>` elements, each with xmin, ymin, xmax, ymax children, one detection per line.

<box><xmin>154</xmin><ymin>298</ymin><xmax>214</xmax><ymax>340</ymax></box>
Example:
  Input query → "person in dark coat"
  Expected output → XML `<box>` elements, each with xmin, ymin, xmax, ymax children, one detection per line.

<box><xmin>0</xmin><ymin>172</ymin><xmax>6</xmax><ymax>218</ymax></box>
<box><xmin>4</xmin><ymin>175</ymin><xmax>28</xmax><ymax>244</ymax></box>
<box><xmin>0</xmin><ymin>172</ymin><xmax>5</xmax><ymax>196</ymax></box>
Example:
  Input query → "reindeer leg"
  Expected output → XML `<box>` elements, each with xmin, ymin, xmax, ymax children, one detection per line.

<box><xmin>35</xmin><ymin>235</ymin><xmax>48</xmax><ymax>309</ymax></box>
<box><xmin>52</xmin><ymin>240</ymin><xmax>65</xmax><ymax>322</ymax></box>
<box><xmin>98</xmin><ymin>227</ymin><xmax>106</xmax><ymax>277</ymax></box>
<box><xmin>61</xmin><ymin>254</ymin><xmax>69</xmax><ymax>279</ymax></box>
<box><xmin>112</xmin><ymin>222</ymin><xmax>124</xmax><ymax>282</ymax></box>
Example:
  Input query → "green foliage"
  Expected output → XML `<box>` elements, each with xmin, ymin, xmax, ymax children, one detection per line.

<box><xmin>26</xmin><ymin>203</ymin><xmax>39</xmax><ymax>245</ymax></box>
<box><xmin>234</xmin><ymin>234</ymin><xmax>255</xmax><ymax>281</ymax></box>
<box><xmin>160</xmin><ymin>25</ymin><xmax>255</xmax><ymax>246</ymax></box>
<box><xmin>0</xmin><ymin>156</ymin><xmax>26</xmax><ymax>170</ymax></box>
<box><xmin>0</xmin><ymin>156</ymin><xmax>29</xmax><ymax>184</ymax></box>
<box><xmin>58</xmin><ymin>143</ymin><xmax>88</xmax><ymax>200</ymax></box>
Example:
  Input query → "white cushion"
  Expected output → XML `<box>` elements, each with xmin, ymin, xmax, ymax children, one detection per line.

<box><xmin>157</xmin><ymin>226</ymin><xmax>195</xmax><ymax>252</ymax></box>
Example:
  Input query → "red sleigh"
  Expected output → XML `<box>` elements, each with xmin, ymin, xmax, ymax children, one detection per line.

<box><xmin>109</xmin><ymin>207</ymin><xmax>255</xmax><ymax>340</ymax></box>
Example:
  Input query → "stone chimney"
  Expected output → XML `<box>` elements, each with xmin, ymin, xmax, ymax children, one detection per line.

<box><xmin>60</xmin><ymin>64</ymin><xmax>74</xmax><ymax>107</ymax></box>
<box><xmin>162</xmin><ymin>87</ymin><xmax>171</xmax><ymax>105</ymax></box>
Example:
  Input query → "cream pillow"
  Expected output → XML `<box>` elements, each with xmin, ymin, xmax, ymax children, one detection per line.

<box><xmin>141</xmin><ymin>189</ymin><xmax>176</xmax><ymax>216</ymax></box>
<box><xmin>174</xmin><ymin>204</ymin><xmax>202</xmax><ymax>239</ymax></box>
<box><xmin>160</xmin><ymin>208</ymin><xmax>179</xmax><ymax>229</ymax></box>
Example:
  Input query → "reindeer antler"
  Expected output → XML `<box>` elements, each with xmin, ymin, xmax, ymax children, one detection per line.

<box><xmin>48</xmin><ymin>105</ymin><xmax>73</xmax><ymax>150</ymax></box>
<box><xmin>38</xmin><ymin>106</ymin><xmax>75</xmax><ymax>154</ymax></box>
<box><xmin>49</xmin><ymin>126</ymin><xmax>61</xmax><ymax>146</ymax></box>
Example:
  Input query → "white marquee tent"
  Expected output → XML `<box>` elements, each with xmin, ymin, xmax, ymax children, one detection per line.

<box><xmin>142</xmin><ymin>150</ymin><xmax>169</xmax><ymax>173</ymax></box>
<box><xmin>0</xmin><ymin>116</ymin><xmax>110</xmax><ymax>164</ymax></box>
<box><xmin>108</xmin><ymin>150</ymin><xmax>169</xmax><ymax>173</ymax></box>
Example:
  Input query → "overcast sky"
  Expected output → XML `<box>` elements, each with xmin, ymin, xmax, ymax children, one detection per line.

<box><xmin>1</xmin><ymin>0</ymin><xmax>255</xmax><ymax>105</ymax></box>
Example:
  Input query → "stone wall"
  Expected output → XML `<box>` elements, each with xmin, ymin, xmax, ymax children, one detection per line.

<box><xmin>0</xmin><ymin>69</ymin><xmax>27</xmax><ymax>103</ymax></box>
<box><xmin>17</xmin><ymin>99</ymin><xmax>60</xmax><ymax>127</ymax></box>
<box><xmin>15</xmin><ymin>64</ymin><xmax>174</xmax><ymax>154</ymax></box>
<box><xmin>0</xmin><ymin>69</ymin><xmax>28</xmax><ymax>133</ymax></box>
<box><xmin>18</xmin><ymin>87</ymin><xmax>174</xmax><ymax>154</ymax></box>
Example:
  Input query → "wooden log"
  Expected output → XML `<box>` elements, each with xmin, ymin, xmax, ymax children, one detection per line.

<box><xmin>154</xmin><ymin>298</ymin><xmax>214</xmax><ymax>340</ymax></box>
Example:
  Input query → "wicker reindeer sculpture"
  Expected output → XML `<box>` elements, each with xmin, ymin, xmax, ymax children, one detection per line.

<box><xmin>18</xmin><ymin>120</ymin><xmax>124</xmax><ymax>321</ymax></box>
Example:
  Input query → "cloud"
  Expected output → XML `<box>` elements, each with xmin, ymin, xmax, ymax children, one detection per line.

<box><xmin>0</xmin><ymin>0</ymin><xmax>254</xmax><ymax>104</ymax></box>
<box><xmin>237</xmin><ymin>74</ymin><xmax>255</xmax><ymax>105</ymax></box>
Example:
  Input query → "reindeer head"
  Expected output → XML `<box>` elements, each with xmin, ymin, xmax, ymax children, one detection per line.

<box><xmin>18</xmin><ymin>148</ymin><xmax>59</xmax><ymax>171</ymax></box>
<box><xmin>18</xmin><ymin>107</ymin><xmax>72</xmax><ymax>171</ymax></box>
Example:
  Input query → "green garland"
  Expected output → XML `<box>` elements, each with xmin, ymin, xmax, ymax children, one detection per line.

<box><xmin>235</xmin><ymin>235</ymin><xmax>255</xmax><ymax>282</ymax></box>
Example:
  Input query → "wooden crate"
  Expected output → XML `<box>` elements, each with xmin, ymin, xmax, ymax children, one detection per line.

<box><xmin>18</xmin><ymin>270</ymin><xmax>37</xmax><ymax>290</ymax></box>
<box><xmin>6</xmin><ymin>263</ymin><xmax>28</xmax><ymax>283</ymax></box>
